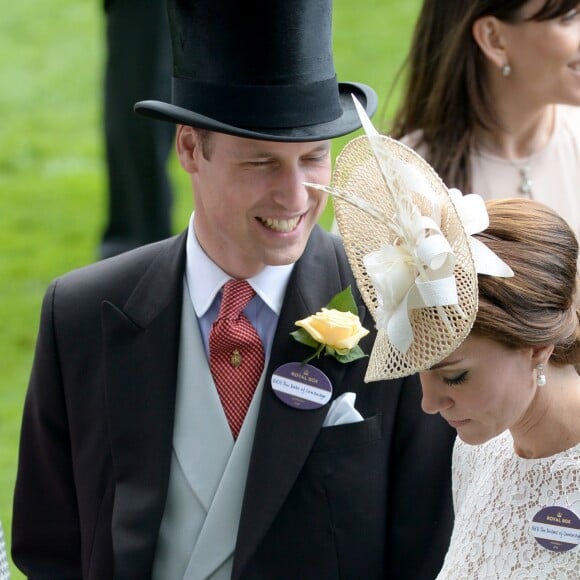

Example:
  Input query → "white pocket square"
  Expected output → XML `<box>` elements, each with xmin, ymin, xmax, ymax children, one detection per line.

<box><xmin>322</xmin><ymin>392</ymin><xmax>364</xmax><ymax>427</ymax></box>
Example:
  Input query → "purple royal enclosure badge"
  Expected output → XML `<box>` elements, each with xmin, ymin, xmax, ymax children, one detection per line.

<box><xmin>529</xmin><ymin>506</ymin><xmax>580</xmax><ymax>553</ymax></box>
<box><xmin>271</xmin><ymin>362</ymin><xmax>332</xmax><ymax>410</ymax></box>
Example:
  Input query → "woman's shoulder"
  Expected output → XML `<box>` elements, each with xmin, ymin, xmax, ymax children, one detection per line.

<box><xmin>556</xmin><ymin>104</ymin><xmax>580</xmax><ymax>138</ymax></box>
<box><xmin>398</xmin><ymin>128</ymin><xmax>423</xmax><ymax>146</ymax></box>
<box><xmin>397</xmin><ymin>129</ymin><xmax>428</xmax><ymax>157</ymax></box>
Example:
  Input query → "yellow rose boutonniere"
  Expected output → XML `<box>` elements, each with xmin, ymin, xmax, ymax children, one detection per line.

<box><xmin>291</xmin><ymin>286</ymin><xmax>369</xmax><ymax>364</ymax></box>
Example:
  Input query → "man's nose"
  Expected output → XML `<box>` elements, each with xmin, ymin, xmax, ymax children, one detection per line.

<box><xmin>272</xmin><ymin>165</ymin><xmax>309</xmax><ymax>208</ymax></box>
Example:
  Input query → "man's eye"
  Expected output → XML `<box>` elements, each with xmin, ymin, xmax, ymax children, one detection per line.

<box><xmin>304</xmin><ymin>154</ymin><xmax>328</xmax><ymax>162</ymax></box>
<box><xmin>443</xmin><ymin>371</ymin><xmax>468</xmax><ymax>387</ymax></box>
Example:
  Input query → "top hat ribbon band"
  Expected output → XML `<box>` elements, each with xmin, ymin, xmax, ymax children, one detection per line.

<box><xmin>172</xmin><ymin>76</ymin><xmax>343</xmax><ymax>129</ymax></box>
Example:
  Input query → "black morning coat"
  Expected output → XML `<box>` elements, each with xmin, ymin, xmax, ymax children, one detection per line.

<box><xmin>13</xmin><ymin>226</ymin><xmax>455</xmax><ymax>579</ymax></box>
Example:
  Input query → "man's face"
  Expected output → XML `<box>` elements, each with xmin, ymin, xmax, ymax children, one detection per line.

<box><xmin>178</xmin><ymin>127</ymin><xmax>331</xmax><ymax>278</ymax></box>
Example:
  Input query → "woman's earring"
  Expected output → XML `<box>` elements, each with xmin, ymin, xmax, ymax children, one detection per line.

<box><xmin>501</xmin><ymin>63</ymin><xmax>512</xmax><ymax>77</ymax></box>
<box><xmin>536</xmin><ymin>363</ymin><xmax>546</xmax><ymax>387</ymax></box>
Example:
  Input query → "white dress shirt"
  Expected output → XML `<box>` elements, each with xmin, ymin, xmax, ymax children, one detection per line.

<box><xmin>185</xmin><ymin>213</ymin><xmax>294</xmax><ymax>359</ymax></box>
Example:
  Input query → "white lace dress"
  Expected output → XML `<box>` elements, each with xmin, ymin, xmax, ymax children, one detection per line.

<box><xmin>437</xmin><ymin>431</ymin><xmax>580</xmax><ymax>579</ymax></box>
<box><xmin>0</xmin><ymin>521</ymin><xmax>9</xmax><ymax>580</ymax></box>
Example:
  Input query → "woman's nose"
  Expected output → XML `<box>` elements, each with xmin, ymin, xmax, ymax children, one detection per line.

<box><xmin>420</xmin><ymin>377</ymin><xmax>452</xmax><ymax>415</ymax></box>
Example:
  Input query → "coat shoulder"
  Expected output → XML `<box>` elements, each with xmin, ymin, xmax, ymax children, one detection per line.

<box><xmin>51</xmin><ymin>234</ymin><xmax>185</xmax><ymax>304</ymax></box>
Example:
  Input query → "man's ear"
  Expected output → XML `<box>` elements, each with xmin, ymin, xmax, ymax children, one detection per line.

<box><xmin>472</xmin><ymin>16</ymin><xmax>509</xmax><ymax>70</ymax></box>
<box><xmin>176</xmin><ymin>124</ymin><xmax>199</xmax><ymax>173</ymax></box>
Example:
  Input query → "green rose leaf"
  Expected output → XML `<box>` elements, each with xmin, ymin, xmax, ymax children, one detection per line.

<box><xmin>333</xmin><ymin>344</ymin><xmax>367</xmax><ymax>364</ymax></box>
<box><xmin>290</xmin><ymin>328</ymin><xmax>320</xmax><ymax>349</ymax></box>
<box><xmin>325</xmin><ymin>285</ymin><xmax>358</xmax><ymax>315</ymax></box>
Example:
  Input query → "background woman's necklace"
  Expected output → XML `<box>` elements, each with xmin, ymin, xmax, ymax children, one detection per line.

<box><xmin>511</xmin><ymin>161</ymin><xmax>533</xmax><ymax>195</ymax></box>
<box><xmin>498</xmin><ymin>106</ymin><xmax>555</xmax><ymax>197</ymax></box>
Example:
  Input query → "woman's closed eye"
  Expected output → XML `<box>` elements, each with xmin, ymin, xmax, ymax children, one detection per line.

<box><xmin>443</xmin><ymin>370</ymin><xmax>468</xmax><ymax>387</ymax></box>
<box><xmin>562</xmin><ymin>8</ymin><xmax>578</xmax><ymax>23</ymax></box>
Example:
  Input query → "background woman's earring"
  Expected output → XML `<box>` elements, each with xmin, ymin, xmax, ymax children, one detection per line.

<box><xmin>501</xmin><ymin>63</ymin><xmax>512</xmax><ymax>77</ymax></box>
<box><xmin>536</xmin><ymin>363</ymin><xmax>546</xmax><ymax>387</ymax></box>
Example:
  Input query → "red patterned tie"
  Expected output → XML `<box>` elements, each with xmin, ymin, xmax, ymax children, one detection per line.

<box><xmin>209</xmin><ymin>280</ymin><xmax>265</xmax><ymax>439</ymax></box>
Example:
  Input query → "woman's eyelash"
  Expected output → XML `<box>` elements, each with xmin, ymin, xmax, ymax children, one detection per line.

<box><xmin>444</xmin><ymin>371</ymin><xmax>468</xmax><ymax>387</ymax></box>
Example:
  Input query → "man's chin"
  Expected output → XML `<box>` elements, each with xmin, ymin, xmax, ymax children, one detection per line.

<box><xmin>263</xmin><ymin>242</ymin><xmax>309</xmax><ymax>267</ymax></box>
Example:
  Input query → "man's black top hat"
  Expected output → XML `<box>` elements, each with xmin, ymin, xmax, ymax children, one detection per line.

<box><xmin>135</xmin><ymin>0</ymin><xmax>378</xmax><ymax>142</ymax></box>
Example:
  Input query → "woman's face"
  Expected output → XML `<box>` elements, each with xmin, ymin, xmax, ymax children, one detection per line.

<box><xmin>500</xmin><ymin>1</ymin><xmax>580</xmax><ymax>106</ymax></box>
<box><xmin>419</xmin><ymin>335</ymin><xmax>538</xmax><ymax>445</ymax></box>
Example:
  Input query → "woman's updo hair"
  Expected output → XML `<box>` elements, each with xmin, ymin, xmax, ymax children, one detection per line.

<box><xmin>473</xmin><ymin>199</ymin><xmax>580</xmax><ymax>365</ymax></box>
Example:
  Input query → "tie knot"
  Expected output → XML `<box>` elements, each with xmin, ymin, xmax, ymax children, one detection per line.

<box><xmin>218</xmin><ymin>279</ymin><xmax>255</xmax><ymax>320</ymax></box>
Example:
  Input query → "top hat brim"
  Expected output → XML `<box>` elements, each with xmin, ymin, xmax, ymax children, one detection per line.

<box><xmin>134</xmin><ymin>82</ymin><xmax>378</xmax><ymax>142</ymax></box>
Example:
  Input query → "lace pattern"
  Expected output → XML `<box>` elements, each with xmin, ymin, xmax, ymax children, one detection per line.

<box><xmin>437</xmin><ymin>431</ymin><xmax>580</xmax><ymax>579</ymax></box>
<box><xmin>0</xmin><ymin>521</ymin><xmax>9</xmax><ymax>580</ymax></box>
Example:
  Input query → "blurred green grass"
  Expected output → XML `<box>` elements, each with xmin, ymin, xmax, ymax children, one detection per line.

<box><xmin>0</xmin><ymin>1</ymin><xmax>419</xmax><ymax>576</ymax></box>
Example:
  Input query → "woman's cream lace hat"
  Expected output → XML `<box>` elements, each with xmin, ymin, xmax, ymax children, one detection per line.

<box><xmin>308</xmin><ymin>98</ymin><xmax>513</xmax><ymax>381</ymax></box>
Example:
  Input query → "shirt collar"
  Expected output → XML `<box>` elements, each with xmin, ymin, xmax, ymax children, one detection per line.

<box><xmin>185</xmin><ymin>213</ymin><xmax>294</xmax><ymax>317</ymax></box>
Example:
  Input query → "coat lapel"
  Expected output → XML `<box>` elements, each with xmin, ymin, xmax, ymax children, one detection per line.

<box><xmin>233</xmin><ymin>228</ymin><xmax>364</xmax><ymax>578</ymax></box>
<box><xmin>103</xmin><ymin>234</ymin><xmax>187</xmax><ymax>579</ymax></box>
